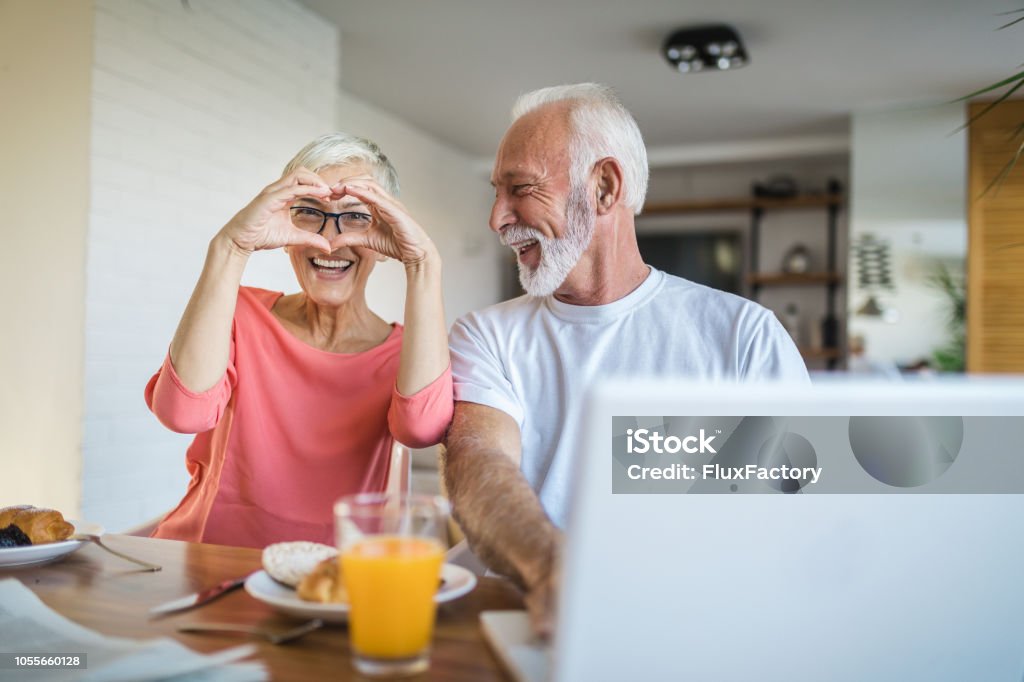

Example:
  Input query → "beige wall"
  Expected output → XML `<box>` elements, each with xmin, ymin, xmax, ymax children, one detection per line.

<box><xmin>0</xmin><ymin>0</ymin><xmax>92</xmax><ymax>515</ymax></box>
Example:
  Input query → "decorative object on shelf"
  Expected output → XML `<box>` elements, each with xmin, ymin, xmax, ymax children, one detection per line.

<box><xmin>852</xmin><ymin>233</ymin><xmax>894</xmax><ymax>317</ymax></box>
<box><xmin>662</xmin><ymin>24</ymin><xmax>748</xmax><ymax>74</ymax></box>
<box><xmin>752</xmin><ymin>175</ymin><xmax>798</xmax><ymax>199</ymax></box>
<box><xmin>781</xmin><ymin>244</ymin><xmax>812</xmax><ymax>274</ymax></box>
<box><xmin>856</xmin><ymin>297</ymin><xmax>884</xmax><ymax>316</ymax></box>
<box><xmin>853</xmin><ymin>234</ymin><xmax>893</xmax><ymax>289</ymax></box>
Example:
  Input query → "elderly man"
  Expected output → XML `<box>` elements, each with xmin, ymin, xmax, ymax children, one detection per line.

<box><xmin>444</xmin><ymin>83</ymin><xmax>809</xmax><ymax>632</ymax></box>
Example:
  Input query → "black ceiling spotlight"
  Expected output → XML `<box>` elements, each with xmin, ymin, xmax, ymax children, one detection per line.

<box><xmin>662</xmin><ymin>24</ymin><xmax>749</xmax><ymax>74</ymax></box>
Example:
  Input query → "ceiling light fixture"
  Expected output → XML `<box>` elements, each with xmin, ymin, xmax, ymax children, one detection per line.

<box><xmin>662</xmin><ymin>24</ymin><xmax>749</xmax><ymax>74</ymax></box>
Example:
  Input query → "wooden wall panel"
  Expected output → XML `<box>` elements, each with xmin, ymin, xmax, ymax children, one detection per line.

<box><xmin>968</xmin><ymin>100</ymin><xmax>1024</xmax><ymax>372</ymax></box>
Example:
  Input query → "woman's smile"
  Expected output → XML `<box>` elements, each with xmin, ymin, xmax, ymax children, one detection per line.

<box><xmin>310</xmin><ymin>255</ymin><xmax>355</xmax><ymax>279</ymax></box>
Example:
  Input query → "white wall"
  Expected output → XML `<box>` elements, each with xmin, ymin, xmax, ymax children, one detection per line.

<box><xmin>334</xmin><ymin>90</ymin><xmax>499</xmax><ymax>326</ymax></box>
<box><xmin>849</xmin><ymin>104</ymin><xmax>966</xmax><ymax>366</ymax></box>
<box><xmin>0</xmin><ymin>0</ymin><xmax>93</xmax><ymax>516</ymax></box>
<box><xmin>85</xmin><ymin>0</ymin><xmax>337</xmax><ymax>529</ymax></box>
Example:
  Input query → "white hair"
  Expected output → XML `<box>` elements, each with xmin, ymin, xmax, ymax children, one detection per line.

<box><xmin>511</xmin><ymin>83</ymin><xmax>649</xmax><ymax>214</ymax></box>
<box><xmin>282</xmin><ymin>132</ymin><xmax>400</xmax><ymax>196</ymax></box>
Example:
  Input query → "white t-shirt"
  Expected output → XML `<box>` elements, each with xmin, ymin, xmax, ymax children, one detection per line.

<box><xmin>449</xmin><ymin>267</ymin><xmax>810</xmax><ymax>527</ymax></box>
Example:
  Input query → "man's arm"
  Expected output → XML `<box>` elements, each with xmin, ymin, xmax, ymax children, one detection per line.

<box><xmin>443</xmin><ymin>401</ymin><xmax>561</xmax><ymax>634</ymax></box>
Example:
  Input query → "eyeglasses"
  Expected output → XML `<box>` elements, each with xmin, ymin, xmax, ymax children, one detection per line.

<box><xmin>289</xmin><ymin>206</ymin><xmax>373</xmax><ymax>234</ymax></box>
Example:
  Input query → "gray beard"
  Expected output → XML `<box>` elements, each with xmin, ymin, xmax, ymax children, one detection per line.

<box><xmin>504</xmin><ymin>184</ymin><xmax>596</xmax><ymax>297</ymax></box>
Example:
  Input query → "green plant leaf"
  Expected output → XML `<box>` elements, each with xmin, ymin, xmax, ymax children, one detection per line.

<box><xmin>928</xmin><ymin>263</ymin><xmax>966</xmax><ymax>372</ymax></box>
<box><xmin>998</xmin><ymin>15</ymin><xmax>1024</xmax><ymax>29</ymax></box>
<box><xmin>955</xmin><ymin>77</ymin><xmax>1024</xmax><ymax>135</ymax></box>
<box><xmin>1006</xmin><ymin>120</ymin><xmax>1024</xmax><ymax>142</ymax></box>
<box><xmin>955</xmin><ymin>71</ymin><xmax>1024</xmax><ymax>102</ymax></box>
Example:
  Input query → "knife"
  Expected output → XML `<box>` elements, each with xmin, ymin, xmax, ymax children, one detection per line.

<box><xmin>148</xmin><ymin>574</ymin><xmax>250</xmax><ymax>618</ymax></box>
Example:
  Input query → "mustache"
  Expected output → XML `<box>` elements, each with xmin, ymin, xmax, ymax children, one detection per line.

<box><xmin>499</xmin><ymin>225</ymin><xmax>545</xmax><ymax>247</ymax></box>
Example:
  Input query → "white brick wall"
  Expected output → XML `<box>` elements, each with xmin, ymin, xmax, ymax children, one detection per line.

<box><xmin>84</xmin><ymin>0</ymin><xmax>338</xmax><ymax>529</ymax></box>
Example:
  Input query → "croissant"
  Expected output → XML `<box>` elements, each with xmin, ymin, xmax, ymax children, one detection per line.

<box><xmin>297</xmin><ymin>557</ymin><xmax>349</xmax><ymax>603</ymax></box>
<box><xmin>0</xmin><ymin>505</ymin><xmax>74</xmax><ymax>544</ymax></box>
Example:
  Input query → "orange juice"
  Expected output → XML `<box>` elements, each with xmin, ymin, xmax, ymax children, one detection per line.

<box><xmin>341</xmin><ymin>535</ymin><xmax>445</xmax><ymax>658</ymax></box>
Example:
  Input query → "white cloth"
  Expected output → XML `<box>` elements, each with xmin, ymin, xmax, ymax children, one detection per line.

<box><xmin>449</xmin><ymin>267</ymin><xmax>810</xmax><ymax>527</ymax></box>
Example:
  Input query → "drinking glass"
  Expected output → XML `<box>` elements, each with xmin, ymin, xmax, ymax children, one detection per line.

<box><xmin>335</xmin><ymin>493</ymin><xmax>449</xmax><ymax>677</ymax></box>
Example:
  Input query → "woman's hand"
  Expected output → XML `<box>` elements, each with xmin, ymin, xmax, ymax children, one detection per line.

<box><xmin>327</xmin><ymin>179</ymin><xmax>440</xmax><ymax>268</ymax></box>
<box><xmin>219</xmin><ymin>169</ymin><xmax>334</xmax><ymax>255</ymax></box>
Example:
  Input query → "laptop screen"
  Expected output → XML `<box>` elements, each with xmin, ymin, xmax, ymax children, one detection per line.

<box><xmin>554</xmin><ymin>378</ymin><xmax>1024</xmax><ymax>681</ymax></box>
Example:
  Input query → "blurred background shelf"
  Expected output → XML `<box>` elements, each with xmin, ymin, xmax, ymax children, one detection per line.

<box><xmin>639</xmin><ymin>190</ymin><xmax>845</xmax><ymax>370</ymax></box>
<box><xmin>748</xmin><ymin>272</ymin><xmax>842</xmax><ymax>286</ymax></box>
<box><xmin>800</xmin><ymin>347</ymin><xmax>841</xmax><ymax>361</ymax></box>
<box><xmin>643</xmin><ymin>195</ymin><xmax>843</xmax><ymax>214</ymax></box>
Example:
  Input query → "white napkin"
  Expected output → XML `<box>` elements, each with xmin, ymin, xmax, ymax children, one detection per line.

<box><xmin>0</xmin><ymin>578</ymin><xmax>267</xmax><ymax>682</ymax></box>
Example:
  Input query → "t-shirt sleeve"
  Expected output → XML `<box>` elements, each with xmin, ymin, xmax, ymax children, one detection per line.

<box><xmin>739</xmin><ymin>308</ymin><xmax>812</xmax><ymax>383</ymax></box>
<box><xmin>449</xmin><ymin>315</ymin><xmax>525</xmax><ymax>427</ymax></box>
<box><xmin>144</xmin><ymin>339</ymin><xmax>238</xmax><ymax>434</ymax></box>
<box><xmin>387</xmin><ymin>365</ymin><xmax>455</xmax><ymax>448</ymax></box>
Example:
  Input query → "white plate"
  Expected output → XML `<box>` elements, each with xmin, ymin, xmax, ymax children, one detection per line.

<box><xmin>0</xmin><ymin>520</ymin><xmax>104</xmax><ymax>568</ymax></box>
<box><xmin>245</xmin><ymin>564</ymin><xmax>478</xmax><ymax>624</ymax></box>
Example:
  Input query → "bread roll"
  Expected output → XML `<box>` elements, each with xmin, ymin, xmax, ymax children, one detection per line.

<box><xmin>297</xmin><ymin>556</ymin><xmax>349</xmax><ymax>603</ymax></box>
<box><xmin>261</xmin><ymin>541</ymin><xmax>337</xmax><ymax>587</ymax></box>
<box><xmin>0</xmin><ymin>505</ymin><xmax>74</xmax><ymax>544</ymax></box>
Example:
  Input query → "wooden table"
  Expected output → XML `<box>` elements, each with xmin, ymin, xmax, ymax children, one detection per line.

<box><xmin>0</xmin><ymin>535</ymin><xmax>523</xmax><ymax>680</ymax></box>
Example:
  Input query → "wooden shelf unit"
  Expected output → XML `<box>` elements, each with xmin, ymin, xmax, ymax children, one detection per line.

<box><xmin>800</xmin><ymin>346</ymin><xmax>842</xmax><ymax>361</ymax></box>
<box><xmin>643</xmin><ymin>195</ymin><xmax>842</xmax><ymax>215</ymax></box>
<box><xmin>642</xmin><ymin>193</ymin><xmax>845</xmax><ymax>370</ymax></box>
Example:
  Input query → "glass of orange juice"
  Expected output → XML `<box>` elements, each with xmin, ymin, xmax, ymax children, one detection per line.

<box><xmin>335</xmin><ymin>493</ymin><xmax>449</xmax><ymax>677</ymax></box>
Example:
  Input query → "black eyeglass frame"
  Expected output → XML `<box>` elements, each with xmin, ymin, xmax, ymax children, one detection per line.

<box><xmin>289</xmin><ymin>206</ymin><xmax>373</xmax><ymax>235</ymax></box>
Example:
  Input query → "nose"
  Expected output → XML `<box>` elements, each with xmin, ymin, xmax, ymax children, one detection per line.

<box><xmin>489</xmin><ymin>192</ymin><xmax>514</xmax><ymax>235</ymax></box>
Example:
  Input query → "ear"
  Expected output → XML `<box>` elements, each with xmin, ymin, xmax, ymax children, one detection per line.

<box><xmin>593</xmin><ymin>157</ymin><xmax>625</xmax><ymax>215</ymax></box>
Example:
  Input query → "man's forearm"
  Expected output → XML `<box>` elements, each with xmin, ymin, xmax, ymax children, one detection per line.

<box><xmin>443</xmin><ymin>434</ymin><xmax>560</xmax><ymax>588</ymax></box>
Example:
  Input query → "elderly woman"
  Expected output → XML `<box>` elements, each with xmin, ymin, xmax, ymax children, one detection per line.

<box><xmin>144</xmin><ymin>134</ymin><xmax>452</xmax><ymax>548</ymax></box>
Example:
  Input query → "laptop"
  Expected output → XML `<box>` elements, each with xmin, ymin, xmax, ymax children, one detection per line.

<box><xmin>481</xmin><ymin>378</ymin><xmax>1024</xmax><ymax>682</ymax></box>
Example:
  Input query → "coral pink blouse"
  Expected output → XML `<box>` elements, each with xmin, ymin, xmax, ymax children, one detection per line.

<box><xmin>144</xmin><ymin>287</ymin><xmax>453</xmax><ymax>549</ymax></box>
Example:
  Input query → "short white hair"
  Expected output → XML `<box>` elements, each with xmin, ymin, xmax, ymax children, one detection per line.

<box><xmin>282</xmin><ymin>132</ymin><xmax>400</xmax><ymax>196</ymax></box>
<box><xmin>511</xmin><ymin>83</ymin><xmax>648</xmax><ymax>214</ymax></box>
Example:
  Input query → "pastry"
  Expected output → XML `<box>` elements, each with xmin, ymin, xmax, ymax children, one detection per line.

<box><xmin>261</xmin><ymin>541</ymin><xmax>337</xmax><ymax>587</ymax></box>
<box><xmin>0</xmin><ymin>506</ymin><xmax>74</xmax><ymax>544</ymax></box>
<box><xmin>297</xmin><ymin>556</ymin><xmax>349</xmax><ymax>603</ymax></box>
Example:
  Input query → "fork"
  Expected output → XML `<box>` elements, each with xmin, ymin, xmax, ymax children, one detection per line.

<box><xmin>73</xmin><ymin>534</ymin><xmax>162</xmax><ymax>572</ymax></box>
<box><xmin>177</xmin><ymin>619</ymin><xmax>325</xmax><ymax>645</ymax></box>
